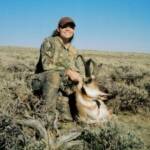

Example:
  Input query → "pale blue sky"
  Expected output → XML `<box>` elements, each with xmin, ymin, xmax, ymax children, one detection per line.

<box><xmin>0</xmin><ymin>0</ymin><xmax>150</xmax><ymax>52</ymax></box>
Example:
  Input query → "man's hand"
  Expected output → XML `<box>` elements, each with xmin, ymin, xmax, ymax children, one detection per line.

<box><xmin>65</xmin><ymin>69</ymin><xmax>82</xmax><ymax>82</ymax></box>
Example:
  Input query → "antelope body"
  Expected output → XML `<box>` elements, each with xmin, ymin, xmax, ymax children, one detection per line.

<box><xmin>75</xmin><ymin>55</ymin><xmax>112</xmax><ymax>124</ymax></box>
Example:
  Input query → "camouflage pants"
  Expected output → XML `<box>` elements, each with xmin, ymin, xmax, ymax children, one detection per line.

<box><xmin>31</xmin><ymin>70</ymin><xmax>74</xmax><ymax>120</ymax></box>
<box><xmin>32</xmin><ymin>70</ymin><xmax>61</xmax><ymax>112</ymax></box>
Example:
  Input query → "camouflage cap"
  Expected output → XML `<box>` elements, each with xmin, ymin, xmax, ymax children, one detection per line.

<box><xmin>58</xmin><ymin>17</ymin><xmax>76</xmax><ymax>27</ymax></box>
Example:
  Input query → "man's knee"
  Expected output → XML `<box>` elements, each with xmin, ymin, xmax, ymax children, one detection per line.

<box><xmin>44</xmin><ymin>71</ymin><xmax>61</xmax><ymax>88</ymax></box>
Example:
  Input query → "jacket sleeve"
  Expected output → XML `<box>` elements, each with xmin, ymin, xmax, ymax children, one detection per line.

<box><xmin>40</xmin><ymin>38</ymin><xmax>58</xmax><ymax>71</ymax></box>
<box><xmin>68</xmin><ymin>47</ymin><xmax>80</xmax><ymax>72</ymax></box>
<box><xmin>70</xmin><ymin>51</ymin><xmax>79</xmax><ymax>71</ymax></box>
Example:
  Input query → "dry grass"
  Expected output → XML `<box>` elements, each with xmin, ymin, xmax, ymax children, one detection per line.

<box><xmin>0</xmin><ymin>46</ymin><xmax>150</xmax><ymax>149</ymax></box>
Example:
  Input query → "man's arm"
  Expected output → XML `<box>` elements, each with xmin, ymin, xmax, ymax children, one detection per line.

<box><xmin>40</xmin><ymin>38</ymin><xmax>55</xmax><ymax>71</ymax></box>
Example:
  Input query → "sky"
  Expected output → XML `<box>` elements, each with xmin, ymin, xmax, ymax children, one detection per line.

<box><xmin>0</xmin><ymin>0</ymin><xmax>150</xmax><ymax>53</ymax></box>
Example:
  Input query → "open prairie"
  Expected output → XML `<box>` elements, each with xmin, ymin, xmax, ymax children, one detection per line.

<box><xmin>0</xmin><ymin>46</ymin><xmax>150</xmax><ymax>149</ymax></box>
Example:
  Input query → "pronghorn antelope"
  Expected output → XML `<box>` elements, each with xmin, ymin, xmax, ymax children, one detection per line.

<box><xmin>74</xmin><ymin>55</ymin><xmax>112</xmax><ymax>124</ymax></box>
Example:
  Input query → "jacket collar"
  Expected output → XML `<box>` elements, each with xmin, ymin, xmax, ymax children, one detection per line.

<box><xmin>56</xmin><ymin>36</ymin><xmax>71</xmax><ymax>50</ymax></box>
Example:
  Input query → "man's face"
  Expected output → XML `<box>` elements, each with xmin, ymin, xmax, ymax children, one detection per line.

<box><xmin>58</xmin><ymin>23</ymin><xmax>75</xmax><ymax>40</ymax></box>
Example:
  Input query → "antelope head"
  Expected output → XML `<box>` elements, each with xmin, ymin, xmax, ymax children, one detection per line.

<box><xmin>75</xmin><ymin>55</ymin><xmax>110</xmax><ymax>100</ymax></box>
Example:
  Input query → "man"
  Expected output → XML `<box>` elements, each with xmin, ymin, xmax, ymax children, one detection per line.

<box><xmin>33</xmin><ymin>17</ymin><xmax>82</xmax><ymax>128</ymax></box>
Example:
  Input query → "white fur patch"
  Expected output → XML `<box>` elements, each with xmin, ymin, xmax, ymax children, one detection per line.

<box><xmin>83</xmin><ymin>86</ymin><xmax>100</xmax><ymax>98</ymax></box>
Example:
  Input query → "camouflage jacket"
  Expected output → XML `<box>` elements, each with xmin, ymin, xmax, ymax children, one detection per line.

<box><xmin>35</xmin><ymin>36</ymin><xmax>78</xmax><ymax>73</ymax></box>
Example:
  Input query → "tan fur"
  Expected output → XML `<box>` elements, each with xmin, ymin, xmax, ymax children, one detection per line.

<box><xmin>74</xmin><ymin>55</ymin><xmax>112</xmax><ymax>124</ymax></box>
<box><xmin>75</xmin><ymin>78</ymin><xmax>112</xmax><ymax>124</ymax></box>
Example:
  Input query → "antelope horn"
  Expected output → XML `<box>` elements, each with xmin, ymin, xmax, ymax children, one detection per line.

<box><xmin>75</xmin><ymin>55</ymin><xmax>86</xmax><ymax>68</ymax></box>
<box><xmin>75</xmin><ymin>55</ymin><xmax>87</xmax><ymax>77</ymax></box>
<box><xmin>85</xmin><ymin>58</ymin><xmax>97</xmax><ymax>77</ymax></box>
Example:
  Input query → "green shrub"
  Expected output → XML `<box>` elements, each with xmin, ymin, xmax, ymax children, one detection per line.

<box><xmin>113</xmin><ymin>83</ymin><xmax>149</xmax><ymax>113</ymax></box>
<box><xmin>99</xmin><ymin>64</ymin><xmax>150</xmax><ymax>113</ymax></box>
<box><xmin>110</xmin><ymin>65</ymin><xmax>144</xmax><ymax>85</ymax></box>
<box><xmin>79</xmin><ymin>123</ymin><xmax>144</xmax><ymax>150</ymax></box>
<box><xmin>0</xmin><ymin>115</ymin><xmax>25</xmax><ymax>150</ymax></box>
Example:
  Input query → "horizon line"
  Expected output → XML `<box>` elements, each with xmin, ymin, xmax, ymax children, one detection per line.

<box><xmin>0</xmin><ymin>45</ymin><xmax>149</xmax><ymax>54</ymax></box>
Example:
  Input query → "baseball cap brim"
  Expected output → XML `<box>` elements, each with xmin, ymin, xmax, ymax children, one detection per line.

<box><xmin>58</xmin><ymin>17</ymin><xmax>76</xmax><ymax>27</ymax></box>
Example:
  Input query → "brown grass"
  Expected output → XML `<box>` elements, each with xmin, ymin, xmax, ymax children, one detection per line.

<box><xmin>0</xmin><ymin>46</ymin><xmax>150</xmax><ymax>149</ymax></box>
